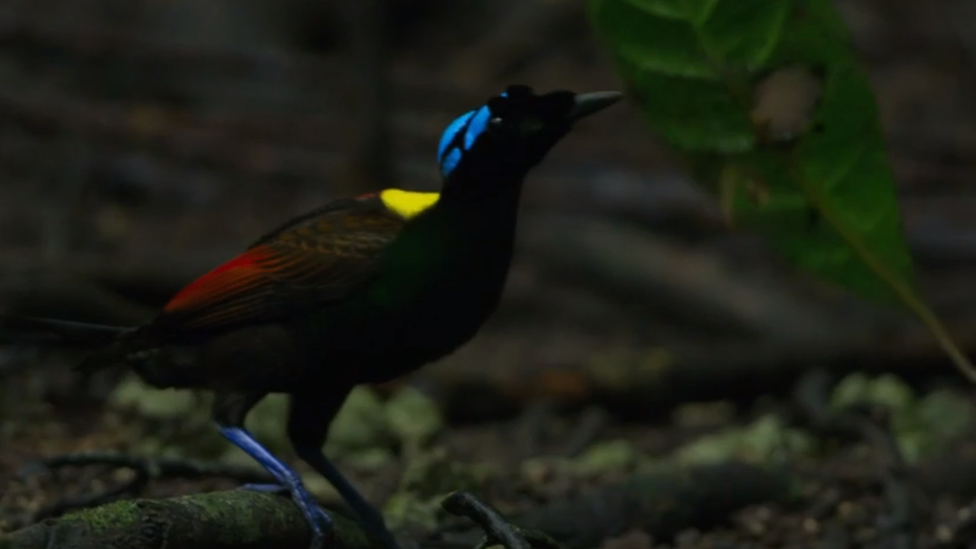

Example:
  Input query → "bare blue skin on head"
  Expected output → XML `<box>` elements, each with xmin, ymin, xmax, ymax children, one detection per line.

<box><xmin>437</xmin><ymin>92</ymin><xmax>508</xmax><ymax>178</ymax></box>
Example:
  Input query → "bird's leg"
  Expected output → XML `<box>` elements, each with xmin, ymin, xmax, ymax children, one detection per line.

<box><xmin>213</xmin><ymin>391</ymin><xmax>332</xmax><ymax>549</ymax></box>
<box><xmin>288</xmin><ymin>390</ymin><xmax>402</xmax><ymax>549</ymax></box>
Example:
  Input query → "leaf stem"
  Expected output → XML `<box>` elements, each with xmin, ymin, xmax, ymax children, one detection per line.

<box><xmin>791</xmin><ymin>158</ymin><xmax>976</xmax><ymax>383</ymax></box>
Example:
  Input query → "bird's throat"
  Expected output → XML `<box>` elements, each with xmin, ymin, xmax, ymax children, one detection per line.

<box><xmin>438</xmin><ymin>167</ymin><xmax>526</xmax><ymax>215</ymax></box>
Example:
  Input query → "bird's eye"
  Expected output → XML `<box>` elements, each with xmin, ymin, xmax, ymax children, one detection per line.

<box><xmin>488</xmin><ymin>116</ymin><xmax>504</xmax><ymax>128</ymax></box>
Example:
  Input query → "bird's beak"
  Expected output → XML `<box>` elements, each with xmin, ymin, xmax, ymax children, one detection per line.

<box><xmin>567</xmin><ymin>91</ymin><xmax>623</xmax><ymax>122</ymax></box>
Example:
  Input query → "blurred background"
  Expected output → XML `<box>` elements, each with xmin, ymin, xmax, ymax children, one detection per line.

<box><xmin>3</xmin><ymin>0</ymin><xmax>976</xmax><ymax>546</ymax></box>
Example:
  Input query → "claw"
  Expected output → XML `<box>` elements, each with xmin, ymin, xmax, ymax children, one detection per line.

<box><xmin>310</xmin><ymin>530</ymin><xmax>327</xmax><ymax>549</ymax></box>
<box><xmin>239</xmin><ymin>482</ymin><xmax>332</xmax><ymax>549</ymax></box>
<box><xmin>305</xmin><ymin>502</ymin><xmax>333</xmax><ymax>549</ymax></box>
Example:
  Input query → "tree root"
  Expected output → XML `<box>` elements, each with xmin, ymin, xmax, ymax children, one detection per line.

<box><xmin>442</xmin><ymin>491</ymin><xmax>560</xmax><ymax>549</ymax></box>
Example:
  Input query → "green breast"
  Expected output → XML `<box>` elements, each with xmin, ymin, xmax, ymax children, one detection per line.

<box><xmin>301</xmin><ymin>190</ymin><xmax>517</xmax><ymax>360</ymax></box>
<box><xmin>366</xmin><ymin>209</ymin><xmax>461</xmax><ymax>310</ymax></box>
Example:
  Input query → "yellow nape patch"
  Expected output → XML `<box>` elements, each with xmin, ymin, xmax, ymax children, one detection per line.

<box><xmin>379</xmin><ymin>189</ymin><xmax>440</xmax><ymax>220</ymax></box>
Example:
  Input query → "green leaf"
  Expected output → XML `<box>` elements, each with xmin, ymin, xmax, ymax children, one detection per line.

<box><xmin>589</xmin><ymin>0</ymin><xmax>976</xmax><ymax>381</ymax></box>
<box><xmin>589</xmin><ymin>0</ymin><xmax>907</xmax><ymax>303</ymax></box>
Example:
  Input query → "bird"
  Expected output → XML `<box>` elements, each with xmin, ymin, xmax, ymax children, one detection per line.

<box><xmin>1</xmin><ymin>84</ymin><xmax>621</xmax><ymax>549</ymax></box>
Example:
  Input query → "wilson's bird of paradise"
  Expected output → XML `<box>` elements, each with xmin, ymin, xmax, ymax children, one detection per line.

<box><xmin>3</xmin><ymin>85</ymin><xmax>621</xmax><ymax>549</ymax></box>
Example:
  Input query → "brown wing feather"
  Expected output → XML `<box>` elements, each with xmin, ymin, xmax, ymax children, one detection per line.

<box><xmin>148</xmin><ymin>196</ymin><xmax>404</xmax><ymax>335</ymax></box>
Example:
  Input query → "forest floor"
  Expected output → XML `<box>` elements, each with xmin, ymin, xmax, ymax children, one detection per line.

<box><xmin>2</xmin><ymin>351</ymin><xmax>976</xmax><ymax>549</ymax></box>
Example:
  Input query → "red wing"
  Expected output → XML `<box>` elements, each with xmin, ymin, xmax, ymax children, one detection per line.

<box><xmin>149</xmin><ymin>200</ymin><xmax>403</xmax><ymax>334</ymax></box>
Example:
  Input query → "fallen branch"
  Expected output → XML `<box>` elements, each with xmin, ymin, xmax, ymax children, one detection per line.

<box><xmin>442</xmin><ymin>492</ymin><xmax>559</xmax><ymax>549</ymax></box>
<box><xmin>0</xmin><ymin>489</ymin><xmax>380</xmax><ymax>549</ymax></box>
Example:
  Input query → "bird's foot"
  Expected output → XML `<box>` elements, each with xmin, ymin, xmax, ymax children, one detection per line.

<box><xmin>307</xmin><ymin>513</ymin><xmax>330</xmax><ymax>549</ymax></box>
<box><xmin>296</xmin><ymin>495</ymin><xmax>334</xmax><ymax>549</ymax></box>
<box><xmin>216</xmin><ymin>426</ymin><xmax>334</xmax><ymax>549</ymax></box>
<box><xmin>239</xmin><ymin>482</ymin><xmax>289</xmax><ymax>494</ymax></box>
<box><xmin>291</xmin><ymin>445</ymin><xmax>402</xmax><ymax>549</ymax></box>
<box><xmin>239</xmin><ymin>482</ymin><xmax>333</xmax><ymax>549</ymax></box>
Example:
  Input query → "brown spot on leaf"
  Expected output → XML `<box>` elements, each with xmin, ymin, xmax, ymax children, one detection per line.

<box><xmin>751</xmin><ymin>65</ymin><xmax>825</xmax><ymax>143</ymax></box>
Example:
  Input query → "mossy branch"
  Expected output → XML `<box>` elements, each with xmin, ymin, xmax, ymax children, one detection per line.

<box><xmin>0</xmin><ymin>489</ymin><xmax>380</xmax><ymax>549</ymax></box>
<box><xmin>0</xmin><ymin>462</ymin><xmax>796</xmax><ymax>549</ymax></box>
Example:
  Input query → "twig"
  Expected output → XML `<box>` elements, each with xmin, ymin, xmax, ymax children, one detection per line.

<box><xmin>441</xmin><ymin>492</ymin><xmax>560</xmax><ymax>549</ymax></box>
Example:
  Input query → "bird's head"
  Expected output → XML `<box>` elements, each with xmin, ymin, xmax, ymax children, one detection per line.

<box><xmin>437</xmin><ymin>85</ymin><xmax>622</xmax><ymax>181</ymax></box>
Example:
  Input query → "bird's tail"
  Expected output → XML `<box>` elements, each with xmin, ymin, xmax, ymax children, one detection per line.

<box><xmin>0</xmin><ymin>315</ymin><xmax>139</xmax><ymax>373</ymax></box>
<box><xmin>1</xmin><ymin>316</ymin><xmax>130</xmax><ymax>344</ymax></box>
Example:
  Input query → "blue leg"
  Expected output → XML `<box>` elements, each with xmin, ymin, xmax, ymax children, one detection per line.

<box><xmin>211</xmin><ymin>391</ymin><xmax>331</xmax><ymax>549</ymax></box>
<box><xmin>219</xmin><ymin>426</ymin><xmax>333</xmax><ymax>549</ymax></box>
<box><xmin>288</xmin><ymin>391</ymin><xmax>402</xmax><ymax>549</ymax></box>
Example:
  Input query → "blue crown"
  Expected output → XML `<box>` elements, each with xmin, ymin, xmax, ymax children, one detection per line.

<box><xmin>437</xmin><ymin>92</ymin><xmax>508</xmax><ymax>178</ymax></box>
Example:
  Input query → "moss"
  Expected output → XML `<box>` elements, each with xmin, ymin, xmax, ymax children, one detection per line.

<box><xmin>183</xmin><ymin>491</ymin><xmax>287</xmax><ymax>544</ymax></box>
<box><xmin>63</xmin><ymin>498</ymin><xmax>144</xmax><ymax>533</ymax></box>
<box><xmin>572</xmin><ymin>439</ymin><xmax>641</xmax><ymax>475</ymax></box>
<box><xmin>384</xmin><ymin>446</ymin><xmax>495</xmax><ymax>532</ymax></box>
<box><xmin>831</xmin><ymin>373</ymin><xmax>914</xmax><ymax>412</ymax></box>
<box><xmin>385</xmin><ymin>387</ymin><xmax>443</xmax><ymax>453</ymax></box>
<box><xmin>398</xmin><ymin>446</ymin><xmax>486</xmax><ymax>498</ymax></box>
<box><xmin>2</xmin><ymin>488</ymin><xmax>387</xmax><ymax>549</ymax></box>
<box><xmin>327</xmin><ymin>387</ymin><xmax>394</xmax><ymax>455</ymax></box>
<box><xmin>830</xmin><ymin>373</ymin><xmax>975</xmax><ymax>463</ymax></box>
<box><xmin>300</xmin><ymin>474</ymin><xmax>341</xmax><ymax>500</ymax></box>
<box><xmin>181</xmin><ymin>490</ymin><xmax>372</xmax><ymax>547</ymax></box>
<box><xmin>672</xmin><ymin>414</ymin><xmax>815</xmax><ymax>466</ymax></box>
<box><xmin>383</xmin><ymin>491</ymin><xmax>442</xmax><ymax>532</ymax></box>
<box><xmin>108</xmin><ymin>374</ymin><xmax>203</xmax><ymax>420</ymax></box>
<box><xmin>343</xmin><ymin>448</ymin><xmax>395</xmax><ymax>472</ymax></box>
<box><xmin>243</xmin><ymin>394</ymin><xmax>291</xmax><ymax>453</ymax></box>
